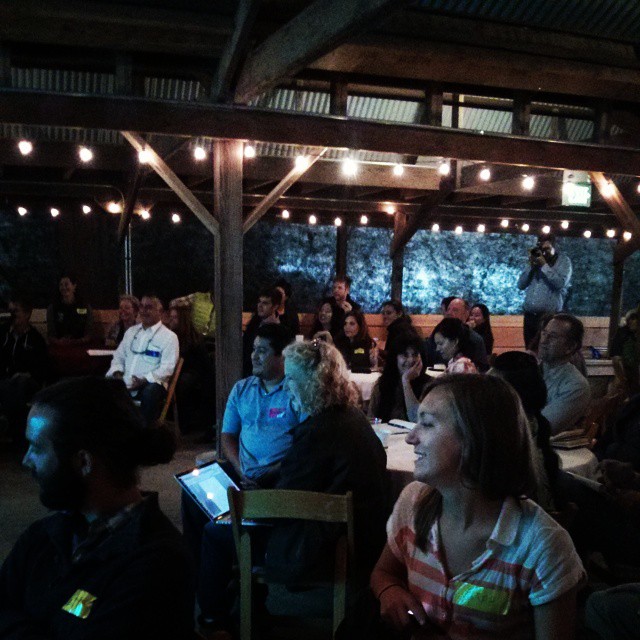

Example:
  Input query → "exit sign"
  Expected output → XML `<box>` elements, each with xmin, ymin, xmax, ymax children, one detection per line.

<box><xmin>562</xmin><ymin>170</ymin><xmax>591</xmax><ymax>207</ymax></box>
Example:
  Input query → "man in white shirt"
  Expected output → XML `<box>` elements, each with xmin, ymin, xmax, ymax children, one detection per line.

<box><xmin>106</xmin><ymin>295</ymin><xmax>178</xmax><ymax>426</ymax></box>
<box><xmin>539</xmin><ymin>313</ymin><xmax>591</xmax><ymax>434</ymax></box>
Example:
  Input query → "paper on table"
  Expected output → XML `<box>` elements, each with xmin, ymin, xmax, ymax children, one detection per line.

<box><xmin>388</xmin><ymin>419</ymin><xmax>417</xmax><ymax>430</ymax></box>
<box><xmin>87</xmin><ymin>349</ymin><xmax>115</xmax><ymax>356</ymax></box>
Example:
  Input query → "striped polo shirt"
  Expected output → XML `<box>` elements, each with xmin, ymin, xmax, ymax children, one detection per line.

<box><xmin>387</xmin><ymin>482</ymin><xmax>584</xmax><ymax>639</ymax></box>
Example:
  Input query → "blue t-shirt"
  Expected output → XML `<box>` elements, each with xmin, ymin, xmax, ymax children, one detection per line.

<box><xmin>222</xmin><ymin>376</ymin><xmax>304</xmax><ymax>479</ymax></box>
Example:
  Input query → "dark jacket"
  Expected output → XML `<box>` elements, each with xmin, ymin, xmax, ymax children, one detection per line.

<box><xmin>334</xmin><ymin>336</ymin><xmax>373</xmax><ymax>371</ymax></box>
<box><xmin>267</xmin><ymin>404</ymin><xmax>389</xmax><ymax>584</ymax></box>
<box><xmin>47</xmin><ymin>301</ymin><xmax>93</xmax><ymax>340</ymax></box>
<box><xmin>0</xmin><ymin>494</ymin><xmax>195</xmax><ymax>640</ymax></box>
<box><xmin>0</xmin><ymin>323</ymin><xmax>48</xmax><ymax>382</ymax></box>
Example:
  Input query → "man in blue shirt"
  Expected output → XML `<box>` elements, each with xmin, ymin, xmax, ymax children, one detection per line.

<box><xmin>518</xmin><ymin>234</ymin><xmax>572</xmax><ymax>348</ymax></box>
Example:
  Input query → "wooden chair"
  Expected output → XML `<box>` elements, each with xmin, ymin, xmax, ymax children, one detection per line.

<box><xmin>228</xmin><ymin>487</ymin><xmax>354</xmax><ymax>640</ymax></box>
<box><xmin>583</xmin><ymin>391</ymin><xmax>625</xmax><ymax>446</ymax></box>
<box><xmin>159</xmin><ymin>357</ymin><xmax>184</xmax><ymax>428</ymax></box>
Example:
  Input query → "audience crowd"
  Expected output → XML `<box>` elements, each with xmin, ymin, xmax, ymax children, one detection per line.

<box><xmin>2</xmin><ymin>267</ymin><xmax>640</xmax><ymax>640</ymax></box>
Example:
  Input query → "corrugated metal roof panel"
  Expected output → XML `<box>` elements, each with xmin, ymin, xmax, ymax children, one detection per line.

<box><xmin>0</xmin><ymin>123</ymin><xmax>121</xmax><ymax>144</ymax></box>
<box><xmin>144</xmin><ymin>78</ymin><xmax>203</xmax><ymax>101</ymax></box>
<box><xmin>415</xmin><ymin>0</ymin><xmax>640</xmax><ymax>43</ymax></box>
<box><xmin>11</xmin><ymin>68</ymin><xmax>115</xmax><ymax>94</ymax></box>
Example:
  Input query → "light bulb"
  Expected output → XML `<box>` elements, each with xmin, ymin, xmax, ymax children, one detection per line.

<box><xmin>583</xmin><ymin>229</ymin><xmax>592</xmax><ymax>238</ymax></box>
<box><xmin>438</xmin><ymin>162</ymin><xmax>451</xmax><ymax>176</ymax></box>
<box><xmin>479</xmin><ymin>168</ymin><xmax>491</xmax><ymax>181</ymax></box>
<box><xmin>82</xmin><ymin>205</ymin><xmax>92</xmax><ymax>214</ymax></box>
<box><xmin>79</xmin><ymin>146</ymin><xmax>93</xmax><ymax>162</ymax></box>
<box><xmin>281</xmin><ymin>209</ymin><xmax>290</xmax><ymax>219</ymax></box>
<box><xmin>18</xmin><ymin>140</ymin><xmax>33</xmax><ymax>156</ymax></box>
<box><xmin>171</xmin><ymin>213</ymin><xmax>181</xmax><ymax>223</ymax></box>
<box><xmin>107</xmin><ymin>201</ymin><xmax>122</xmax><ymax>214</ymax></box>
<box><xmin>455</xmin><ymin>225</ymin><xmax>463</xmax><ymax>235</ymax></box>
<box><xmin>542</xmin><ymin>225</ymin><xmax>551</xmax><ymax>234</ymax></box>
<box><xmin>601</xmin><ymin>182</ymin><xmax>616</xmax><ymax>198</ymax></box>
<box><xmin>50</xmin><ymin>207</ymin><xmax>60</xmax><ymax>218</ymax></box>
<box><xmin>522</xmin><ymin>176</ymin><xmax>535</xmax><ymax>191</ymax></box>
<box><xmin>360</xmin><ymin>215</ymin><xmax>368</xmax><ymax>225</ymax></box>
<box><xmin>431</xmin><ymin>223</ymin><xmax>440</xmax><ymax>232</ymax></box>
<box><xmin>393</xmin><ymin>164</ymin><xmax>404</xmax><ymax>176</ymax></box>
<box><xmin>521</xmin><ymin>223</ymin><xmax>530</xmax><ymax>232</ymax></box>
<box><xmin>623</xmin><ymin>231</ymin><xmax>632</xmax><ymax>241</ymax></box>
<box><xmin>193</xmin><ymin>146</ymin><xmax>207</xmax><ymax>161</ymax></box>
<box><xmin>342</xmin><ymin>158</ymin><xmax>358</xmax><ymax>177</ymax></box>
<box><xmin>500</xmin><ymin>219</ymin><xmax>509</xmax><ymax>228</ymax></box>
<box><xmin>606</xmin><ymin>229</ymin><xmax>616</xmax><ymax>238</ymax></box>
<box><xmin>244</xmin><ymin>144</ymin><xmax>256</xmax><ymax>158</ymax></box>
<box><xmin>138</xmin><ymin>149</ymin><xmax>151</xmax><ymax>164</ymax></box>
<box><xmin>295</xmin><ymin>156</ymin><xmax>310</xmax><ymax>171</ymax></box>
<box><xmin>140</xmin><ymin>209</ymin><xmax>151</xmax><ymax>220</ymax></box>
<box><xmin>477</xmin><ymin>224</ymin><xmax>486</xmax><ymax>233</ymax></box>
<box><xmin>17</xmin><ymin>206</ymin><xmax>28</xmax><ymax>216</ymax></box>
<box><xmin>309</xmin><ymin>214</ymin><xmax>317</xmax><ymax>225</ymax></box>
<box><xmin>561</xmin><ymin>220</ymin><xmax>569</xmax><ymax>229</ymax></box>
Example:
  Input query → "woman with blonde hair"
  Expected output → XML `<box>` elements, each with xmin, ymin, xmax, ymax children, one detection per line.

<box><xmin>371</xmin><ymin>374</ymin><xmax>584</xmax><ymax>639</ymax></box>
<box><xmin>266</xmin><ymin>339</ymin><xmax>388</xmax><ymax>584</ymax></box>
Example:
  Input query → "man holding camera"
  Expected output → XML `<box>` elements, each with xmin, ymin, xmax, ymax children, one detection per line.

<box><xmin>517</xmin><ymin>234</ymin><xmax>572</xmax><ymax>348</ymax></box>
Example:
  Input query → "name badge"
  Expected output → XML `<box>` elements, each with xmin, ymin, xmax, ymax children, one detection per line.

<box><xmin>354</xmin><ymin>348</ymin><xmax>365</xmax><ymax>354</ymax></box>
<box><xmin>76</xmin><ymin>308</ymin><xmax>88</xmax><ymax>315</ymax></box>
<box><xmin>269</xmin><ymin>407</ymin><xmax>286</xmax><ymax>419</ymax></box>
<box><xmin>145</xmin><ymin>350</ymin><xmax>161</xmax><ymax>358</ymax></box>
<box><xmin>452</xmin><ymin>581</ymin><xmax>511</xmax><ymax>615</ymax></box>
<box><xmin>62</xmin><ymin>589</ymin><xmax>97</xmax><ymax>619</ymax></box>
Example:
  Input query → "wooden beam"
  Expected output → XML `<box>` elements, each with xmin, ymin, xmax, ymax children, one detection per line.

<box><xmin>3</xmin><ymin>90</ymin><xmax>640</xmax><ymax>175</ymax></box>
<box><xmin>390</xmin><ymin>211</ymin><xmax>407</xmax><ymax>300</ymax></box>
<box><xmin>234</xmin><ymin>0</ymin><xmax>409</xmax><ymax>103</ymax></box>
<box><xmin>330</xmin><ymin>80</ymin><xmax>349</xmax><ymax>116</ymax></box>
<box><xmin>242</xmin><ymin>148</ymin><xmax>327</xmax><ymax>233</ymax></box>
<box><xmin>211</xmin><ymin>0</ymin><xmax>260</xmax><ymax>103</ymax></box>
<box><xmin>120</xmin><ymin>131</ymin><xmax>219</xmax><ymax>236</ymax></box>
<box><xmin>336</xmin><ymin>224</ymin><xmax>348</xmax><ymax>279</ymax></box>
<box><xmin>213</xmin><ymin>139</ymin><xmax>244</xmax><ymax>444</ymax></box>
<box><xmin>590</xmin><ymin>172</ymin><xmax>640</xmax><ymax>263</ymax></box>
<box><xmin>512</xmin><ymin>93</ymin><xmax>531</xmax><ymax>136</ymax></box>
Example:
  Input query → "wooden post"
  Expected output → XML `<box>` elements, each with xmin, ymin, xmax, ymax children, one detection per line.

<box><xmin>336</xmin><ymin>224</ymin><xmax>348</xmax><ymax>278</ymax></box>
<box><xmin>512</xmin><ymin>93</ymin><xmax>531</xmax><ymax>136</ymax></box>
<box><xmin>391</xmin><ymin>248</ymin><xmax>404</xmax><ymax>302</ymax></box>
<box><xmin>213</xmin><ymin>139</ymin><xmax>243</xmax><ymax>449</ymax></box>
<box><xmin>608</xmin><ymin>257</ymin><xmax>625</xmax><ymax>353</ymax></box>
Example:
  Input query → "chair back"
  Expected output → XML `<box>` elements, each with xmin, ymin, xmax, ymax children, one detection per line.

<box><xmin>159</xmin><ymin>357</ymin><xmax>184</xmax><ymax>424</ymax></box>
<box><xmin>228</xmin><ymin>488</ymin><xmax>354</xmax><ymax>640</ymax></box>
<box><xmin>583</xmin><ymin>391</ymin><xmax>624</xmax><ymax>445</ymax></box>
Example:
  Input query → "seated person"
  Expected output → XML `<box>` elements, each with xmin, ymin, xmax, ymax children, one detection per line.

<box><xmin>433</xmin><ymin>317</ymin><xmax>478</xmax><ymax>374</ymax></box>
<box><xmin>586</xmin><ymin>583</ymin><xmax>640</xmax><ymax>640</ymax></box>
<box><xmin>593</xmin><ymin>393</ymin><xmax>640</xmax><ymax>470</ymax></box>
<box><xmin>538</xmin><ymin>313</ymin><xmax>591</xmax><ymax>435</ymax></box>
<box><xmin>273</xmin><ymin>278</ymin><xmax>300</xmax><ymax>336</ymax></box>
<box><xmin>328</xmin><ymin>275</ymin><xmax>361</xmax><ymax>328</ymax></box>
<box><xmin>490</xmin><ymin>351</ymin><xmax>562</xmax><ymax>512</ymax></box>
<box><xmin>106</xmin><ymin>295</ymin><xmax>178</xmax><ymax>427</ymax></box>
<box><xmin>368</xmin><ymin>334</ymin><xmax>429</xmax><ymax>423</ymax></box>
<box><xmin>609</xmin><ymin>309</ymin><xmax>640</xmax><ymax>397</ymax></box>
<box><xmin>371</xmin><ymin>374</ymin><xmax>585</xmax><ymax>639</ymax></box>
<box><xmin>334</xmin><ymin>310</ymin><xmax>376</xmax><ymax>372</ymax></box>
<box><xmin>380</xmin><ymin>299</ymin><xmax>419</xmax><ymax>361</ymax></box>
<box><xmin>468</xmin><ymin>303</ymin><xmax>494</xmax><ymax>356</ymax></box>
<box><xmin>182</xmin><ymin>323</ymin><xmax>303</xmax><ymax>631</ymax></box>
<box><xmin>241</xmin><ymin>287</ymin><xmax>282</xmax><ymax>377</ymax></box>
<box><xmin>0</xmin><ymin>376</ymin><xmax>194</xmax><ymax>640</ymax></box>
<box><xmin>105</xmin><ymin>294</ymin><xmax>140</xmax><ymax>348</ymax></box>
<box><xmin>170</xmin><ymin>290</ymin><xmax>216</xmax><ymax>342</ymax></box>
<box><xmin>46</xmin><ymin>274</ymin><xmax>93</xmax><ymax>346</ymax></box>
<box><xmin>307</xmin><ymin>296</ymin><xmax>343</xmax><ymax>342</ymax></box>
<box><xmin>167</xmin><ymin>306</ymin><xmax>215</xmax><ymax>433</ymax></box>
<box><xmin>0</xmin><ymin>293</ymin><xmax>48</xmax><ymax>445</ymax></box>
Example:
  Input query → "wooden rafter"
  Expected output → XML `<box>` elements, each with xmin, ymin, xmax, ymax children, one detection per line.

<box><xmin>243</xmin><ymin>148</ymin><xmax>327</xmax><ymax>233</ymax></box>
<box><xmin>120</xmin><ymin>131</ymin><xmax>219</xmax><ymax>236</ymax></box>
<box><xmin>2</xmin><ymin>90</ymin><xmax>640</xmax><ymax>175</ymax></box>
<box><xmin>234</xmin><ymin>0</ymin><xmax>410</xmax><ymax>103</ymax></box>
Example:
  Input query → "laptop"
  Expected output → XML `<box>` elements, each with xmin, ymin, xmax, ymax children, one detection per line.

<box><xmin>175</xmin><ymin>460</ymin><xmax>240</xmax><ymax>522</ymax></box>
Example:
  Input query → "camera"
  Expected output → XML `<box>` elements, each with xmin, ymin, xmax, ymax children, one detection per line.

<box><xmin>530</xmin><ymin>247</ymin><xmax>543</xmax><ymax>258</ymax></box>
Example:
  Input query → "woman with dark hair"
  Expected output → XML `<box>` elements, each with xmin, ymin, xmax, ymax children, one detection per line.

<box><xmin>273</xmin><ymin>277</ymin><xmax>300</xmax><ymax>335</ymax></box>
<box><xmin>167</xmin><ymin>306</ymin><xmax>215</xmax><ymax>433</ymax></box>
<box><xmin>432</xmin><ymin>317</ymin><xmax>478</xmax><ymax>374</ymax></box>
<box><xmin>307</xmin><ymin>296</ymin><xmax>342</xmax><ymax>341</ymax></box>
<box><xmin>334</xmin><ymin>310</ymin><xmax>376</xmax><ymax>371</ymax></box>
<box><xmin>370</xmin><ymin>374</ymin><xmax>584</xmax><ymax>639</ymax></box>
<box><xmin>368</xmin><ymin>333</ymin><xmax>428</xmax><ymax>423</ymax></box>
<box><xmin>491</xmin><ymin>350</ymin><xmax>561</xmax><ymax>511</ymax></box>
<box><xmin>468</xmin><ymin>302</ymin><xmax>494</xmax><ymax>355</ymax></box>
<box><xmin>46</xmin><ymin>274</ymin><xmax>93</xmax><ymax>345</ymax></box>
<box><xmin>4</xmin><ymin>376</ymin><xmax>195</xmax><ymax>639</ymax></box>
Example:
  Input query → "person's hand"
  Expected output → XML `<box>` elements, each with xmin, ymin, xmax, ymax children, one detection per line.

<box><xmin>466</xmin><ymin>319</ymin><xmax>476</xmax><ymax>329</ymax></box>
<box><xmin>130</xmin><ymin>375</ymin><xmax>148</xmax><ymax>390</ymax></box>
<box><xmin>338</xmin><ymin>300</ymin><xmax>352</xmax><ymax>312</ymax></box>
<box><xmin>313</xmin><ymin>330</ymin><xmax>334</xmax><ymax>344</ymax></box>
<box><xmin>378</xmin><ymin>584</ymin><xmax>427</xmax><ymax>630</ymax></box>
<box><xmin>533</xmin><ymin>254</ymin><xmax>546</xmax><ymax>267</ymax></box>
<box><xmin>402</xmin><ymin>354</ymin><xmax>423</xmax><ymax>384</ymax></box>
<box><xmin>111</xmin><ymin>371</ymin><xmax>124</xmax><ymax>380</ymax></box>
<box><xmin>600</xmin><ymin>459</ymin><xmax>638</xmax><ymax>492</ymax></box>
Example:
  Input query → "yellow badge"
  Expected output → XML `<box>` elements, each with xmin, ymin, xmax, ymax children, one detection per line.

<box><xmin>354</xmin><ymin>348</ymin><xmax>365</xmax><ymax>354</ymax></box>
<box><xmin>62</xmin><ymin>589</ymin><xmax>97</xmax><ymax>619</ymax></box>
<box><xmin>76</xmin><ymin>308</ymin><xmax>88</xmax><ymax>315</ymax></box>
<box><xmin>452</xmin><ymin>581</ymin><xmax>510</xmax><ymax>615</ymax></box>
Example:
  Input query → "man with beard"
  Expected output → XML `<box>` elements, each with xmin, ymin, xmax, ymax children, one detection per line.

<box><xmin>0</xmin><ymin>376</ymin><xmax>195</xmax><ymax>639</ymax></box>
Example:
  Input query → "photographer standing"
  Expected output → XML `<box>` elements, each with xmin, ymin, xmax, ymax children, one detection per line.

<box><xmin>517</xmin><ymin>234</ymin><xmax>572</xmax><ymax>348</ymax></box>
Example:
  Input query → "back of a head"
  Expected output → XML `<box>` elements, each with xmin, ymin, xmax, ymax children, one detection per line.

<box><xmin>423</xmin><ymin>374</ymin><xmax>536</xmax><ymax>500</ymax></box>
<box><xmin>492</xmin><ymin>351</ymin><xmax>547</xmax><ymax>415</ymax></box>
<box><xmin>32</xmin><ymin>376</ymin><xmax>176</xmax><ymax>487</ymax></box>
<box><xmin>256</xmin><ymin>322</ymin><xmax>294</xmax><ymax>355</ymax></box>
<box><xmin>382</xmin><ymin>299</ymin><xmax>405</xmax><ymax>315</ymax></box>
<box><xmin>273</xmin><ymin>278</ymin><xmax>293</xmax><ymax>300</ymax></box>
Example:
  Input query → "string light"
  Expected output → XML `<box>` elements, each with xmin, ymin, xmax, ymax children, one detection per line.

<box><xmin>78</xmin><ymin>146</ymin><xmax>93</xmax><ymax>163</ymax></box>
<box><xmin>477</xmin><ymin>224</ymin><xmax>486</xmax><ymax>233</ymax></box>
<box><xmin>438</xmin><ymin>161</ymin><xmax>451</xmax><ymax>176</ymax></box>
<box><xmin>281</xmin><ymin>209</ymin><xmax>290</xmax><ymax>219</ymax></box>
<box><xmin>171</xmin><ymin>213</ymin><xmax>181</xmax><ymax>223</ymax></box>
<box><xmin>431</xmin><ymin>223</ymin><xmax>440</xmax><ymax>232</ymax></box>
<box><xmin>140</xmin><ymin>209</ymin><xmax>151</xmax><ymax>220</ymax></box>
<box><xmin>541</xmin><ymin>225</ymin><xmax>551</xmax><ymax>234</ymax></box>
<box><xmin>334</xmin><ymin>217</ymin><xmax>343</xmax><ymax>227</ymax></box>
<box><xmin>601</xmin><ymin>181</ymin><xmax>616</xmax><ymax>198</ymax></box>
<box><xmin>295</xmin><ymin>155</ymin><xmax>310</xmax><ymax>171</ymax></box>
<box><xmin>384</xmin><ymin>205</ymin><xmax>396</xmax><ymax>215</ymax></box>
<box><xmin>583</xmin><ymin>229</ymin><xmax>592</xmax><ymax>238</ymax></box>
<box><xmin>606</xmin><ymin>229</ymin><xmax>616</xmax><ymax>238</ymax></box>
<box><xmin>341</xmin><ymin>158</ymin><xmax>358</xmax><ymax>177</ymax></box>
<box><xmin>393</xmin><ymin>163</ymin><xmax>404</xmax><ymax>176</ymax></box>
<box><xmin>637</xmin><ymin>183</ymin><xmax>640</xmax><ymax>194</ymax></box>
<box><xmin>309</xmin><ymin>214</ymin><xmax>317</xmax><ymax>225</ymax></box>
<box><xmin>500</xmin><ymin>219</ymin><xmax>509</xmax><ymax>228</ymax></box>
<box><xmin>18</xmin><ymin>140</ymin><xmax>33</xmax><ymax>156</ymax></box>
<box><xmin>82</xmin><ymin>205</ymin><xmax>92</xmax><ymax>214</ymax></box>
<box><xmin>561</xmin><ymin>220</ymin><xmax>569</xmax><ymax>229</ymax></box>
<box><xmin>623</xmin><ymin>231</ymin><xmax>632</xmax><ymax>241</ymax></box>
<box><xmin>138</xmin><ymin>149</ymin><xmax>151</xmax><ymax>164</ymax></box>
<box><xmin>50</xmin><ymin>207</ymin><xmax>60</xmax><ymax>218</ymax></box>
<box><xmin>455</xmin><ymin>225</ymin><xmax>463</xmax><ymax>235</ymax></box>
<box><xmin>107</xmin><ymin>201</ymin><xmax>122</xmax><ymax>214</ymax></box>
<box><xmin>521</xmin><ymin>223</ymin><xmax>530</xmax><ymax>232</ymax></box>
<box><xmin>360</xmin><ymin>215</ymin><xmax>368</xmax><ymax>225</ymax></box>
<box><xmin>521</xmin><ymin>176</ymin><xmax>535</xmax><ymax>191</ymax></box>
<box><xmin>479</xmin><ymin>168</ymin><xmax>491</xmax><ymax>181</ymax></box>
<box><xmin>193</xmin><ymin>146</ymin><xmax>207</xmax><ymax>161</ymax></box>
<box><xmin>244</xmin><ymin>144</ymin><xmax>256</xmax><ymax>158</ymax></box>
<box><xmin>17</xmin><ymin>206</ymin><xmax>28</xmax><ymax>216</ymax></box>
